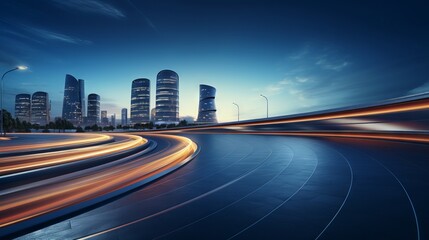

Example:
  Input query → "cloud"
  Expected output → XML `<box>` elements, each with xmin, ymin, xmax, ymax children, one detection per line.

<box><xmin>316</xmin><ymin>58</ymin><xmax>350</xmax><ymax>71</ymax></box>
<box><xmin>51</xmin><ymin>0</ymin><xmax>125</xmax><ymax>18</ymax></box>
<box><xmin>126</xmin><ymin>0</ymin><xmax>158</xmax><ymax>32</ymax></box>
<box><xmin>24</xmin><ymin>26</ymin><xmax>92</xmax><ymax>45</ymax></box>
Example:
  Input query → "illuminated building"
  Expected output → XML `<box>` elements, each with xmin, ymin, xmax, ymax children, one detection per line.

<box><xmin>31</xmin><ymin>91</ymin><xmax>50</xmax><ymax>125</ymax></box>
<box><xmin>15</xmin><ymin>94</ymin><xmax>31</xmax><ymax>122</ymax></box>
<box><xmin>62</xmin><ymin>74</ymin><xmax>84</xmax><ymax>125</ymax></box>
<box><xmin>101</xmin><ymin>110</ymin><xmax>108</xmax><ymax>126</ymax></box>
<box><xmin>87</xmin><ymin>93</ymin><xmax>100</xmax><ymax>126</ymax></box>
<box><xmin>196</xmin><ymin>84</ymin><xmax>218</xmax><ymax>124</ymax></box>
<box><xmin>155</xmin><ymin>70</ymin><xmax>179</xmax><ymax>124</ymax></box>
<box><xmin>130</xmin><ymin>78</ymin><xmax>150</xmax><ymax>124</ymax></box>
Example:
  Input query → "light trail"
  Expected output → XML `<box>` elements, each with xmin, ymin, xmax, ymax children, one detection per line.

<box><xmin>0</xmin><ymin>133</ymin><xmax>146</xmax><ymax>175</ymax></box>
<box><xmin>0</xmin><ymin>134</ymin><xmax>197</xmax><ymax>230</ymax></box>
<box><xmin>0</xmin><ymin>133</ymin><xmax>112</xmax><ymax>153</ymax></box>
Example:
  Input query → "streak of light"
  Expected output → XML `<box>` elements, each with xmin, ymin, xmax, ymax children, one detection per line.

<box><xmin>0</xmin><ymin>134</ymin><xmax>146</xmax><ymax>175</ymax></box>
<box><xmin>0</xmin><ymin>134</ymin><xmax>197</xmax><ymax>229</ymax></box>
<box><xmin>0</xmin><ymin>133</ymin><xmax>112</xmax><ymax>152</ymax></box>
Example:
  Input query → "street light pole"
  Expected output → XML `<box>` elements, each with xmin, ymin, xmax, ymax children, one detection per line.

<box><xmin>260</xmin><ymin>94</ymin><xmax>268</xmax><ymax>118</ymax></box>
<box><xmin>232</xmin><ymin>102</ymin><xmax>239</xmax><ymax>122</ymax></box>
<box><xmin>1</xmin><ymin>66</ymin><xmax>27</xmax><ymax>136</ymax></box>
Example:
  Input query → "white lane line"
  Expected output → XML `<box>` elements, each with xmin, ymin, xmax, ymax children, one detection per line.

<box><xmin>314</xmin><ymin>149</ymin><xmax>354</xmax><ymax>240</ymax></box>
<box><xmin>154</xmin><ymin>144</ymin><xmax>295</xmax><ymax>239</ymax></box>
<box><xmin>227</xmin><ymin>146</ymin><xmax>319</xmax><ymax>240</ymax></box>
<box><xmin>78</xmin><ymin>150</ymin><xmax>274</xmax><ymax>240</ymax></box>
<box><xmin>371</xmin><ymin>156</ymin><xmax>420</xmax><ymax>240</ymax></box>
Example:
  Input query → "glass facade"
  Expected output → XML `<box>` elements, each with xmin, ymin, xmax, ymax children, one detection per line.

<box><xmin>121</xmin><ymin>108</ymin><xmax>127</xmax><ymax>126</ymax></box>
<box><xmin>86</xmin><ymin>93</ymin><xmax>100</xmax><ymax>126</ymax></box>
<box><xmin>130</xmin><ymin>78</ymin><xmax>150</xmax><ymax>124</ymax></box>
<box><xmin>196</xmin><ymin>84</ymin><xmax>218</xmax><ymax>124</ymax></box>
<box><xmin>31</xmin><ymin>91</ymin><xmax>50</xmax><ymax>126</ymax></box>
<box><xmin>15</xmin><ymin>93</ymin><xmax>31</xmax><ymax>123</ymax></box>
<box><xmin>62</xmin><ymin>74</ymin><xmax>83</xmax><ymax>125</ymax></box>
<box><xmin>155</xmin><ymin>70</ymin><xmax>179</xmax><ymax>124</ymax></box>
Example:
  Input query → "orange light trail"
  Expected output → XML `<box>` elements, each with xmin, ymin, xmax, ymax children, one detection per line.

<box><xmin>0</xmin><ymin>133</ymin><xmax>146</xmax><ymax>175</ymax></box>
<box><xmin>0</xmin><ymin>133</ymin><xmax>112</xmax><ymax>153</ymax></box>
<box><xmin>0</xmin><ymin>134</ymin><xmax>197</xmax><ymax>229</ymax></box>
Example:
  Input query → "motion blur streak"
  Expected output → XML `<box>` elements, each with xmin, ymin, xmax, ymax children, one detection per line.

<box><xmin>237</xmin><ymin>98</ymin><xmax>429</xmax><ymax>128</ymax></box>
<box><xmin>0</xmin><ymin>133</ymin><xmax>112</xmax><ymax>152</ymax></box>
<box><xmin>0</xmin><ymin>134</ymin><xmax>145</xmax><ymax>175</ymax></box>
<box><xmin>0</xmin><ymin>134</ymin><xmax>197</xmax><ymax>228</ymax></box>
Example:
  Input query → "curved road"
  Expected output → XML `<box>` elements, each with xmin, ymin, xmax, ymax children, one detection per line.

<box><xmin>15</xmin><ymin>133</ymin><xmax>429</xmax><ymax>239</ymax></box>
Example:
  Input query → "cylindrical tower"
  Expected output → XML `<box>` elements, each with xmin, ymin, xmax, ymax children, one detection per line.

<box><xmin>15</xmin><ymin>93</ymin><xmax>31</xmax><ymax>123</ymax></box>
<box><xmin>31</xmin><ymin>91</ymin><xmax>50</xmax><ymax>126</ymax></box>
<box><xmin>155</xmin><ymin>70</ymin><xmax>179</xmax><ymax>124</ymax></box>
<box><xmin>87</xmin><ymin>93</ymin><xmax>100</xmax><ymax>126</ymax></box>
<box><xmin>196</xmin><ymin>84</ymin><xmax>217</xmax><ymax>124</ymax></box>
<box><xmin>130</xmin><ymin>78</ymin><xmax>150</xmax><ymax>124</ymax></box>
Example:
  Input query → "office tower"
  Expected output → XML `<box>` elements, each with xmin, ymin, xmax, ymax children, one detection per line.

<box><xmin>196</xmin><ymin>84</ymin><xmax>218</xmax><ymax>124</ymax></box>
<box><xmin>31</xmin><ymin>91</ymin><xmax>50</xmax><ymax>125</ymax></box>
<box><xmin>15</xmin><ymin>94</ymin><xmax>31</xmax><ymax>122</ymax></box>
<box><xmin>87</xmin><ymin>93</ymin><xmax>100</xmax><ymax>126</ymax></box>
<box><xmin>150</xmin><ymin>108</ymin><xmax>156</xmax><ymax>121</ymax></box>
<box><xmin>62</xmin><ymin>74</ymin><xmax>84</xmax><ymax>125</ymax></box>
<box><xmin>130</xmin><ymin>78</ymin><xmax>150</xmax><ymax>124</ymax></box>
<box><xmin>111</xmin><ymin>114</ymin><xmax>116</xmax><ymax>127</ymax></box>
<box><xmin>101</xmin><ymin>110</ymin><xmax>108</xmax><ymax>126</ymax></box>
<box><xmin>155</xmin><ymin>70</ymin><xmax>179</xmax><ymax>124</ymax></box>
<box><xmin>121</xmin><ymin>108</ymin><xmax>127</xmax><ymax>126</ymax></box>
<box><xmin>79</xmin><ymin>79</ymin><xmax>86</xmax><ymax>118</ymax></box>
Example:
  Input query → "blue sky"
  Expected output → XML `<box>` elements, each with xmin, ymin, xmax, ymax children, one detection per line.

<box><xmin>1</xmin><ymin>0</ymin><xmax>428</xmax><ymax>122</ymax></box>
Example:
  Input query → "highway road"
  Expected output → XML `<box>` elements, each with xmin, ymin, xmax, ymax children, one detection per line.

<box><xmin>15</xmin><ymin>133</ymin><xmax>428</xmax><ymax>240</ymax></box>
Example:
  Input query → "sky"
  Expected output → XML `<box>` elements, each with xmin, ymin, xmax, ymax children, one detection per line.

<box><xmin>1</xmin><ymin>0</ymin><xmax>428</xmax><ymax>122</ymax></box>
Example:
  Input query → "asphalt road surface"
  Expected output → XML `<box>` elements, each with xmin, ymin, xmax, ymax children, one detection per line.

<box><xmin>16</xmin><ymin>133</ymin><xmax>429</xmax><ymax>240</ymax></box>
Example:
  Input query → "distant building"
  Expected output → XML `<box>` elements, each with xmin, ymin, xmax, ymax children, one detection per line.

<box><xmin>86</xmin><ymin>93</ymin><xmax>100</xmax><ymax>126</ymax></box>
<box><xmin>130</xmin><ymin>78</ymin><xmax>150</xmax><ymax>124</ymax></box>
<box><xmin>62</xmin><ymin>74</ymin><xmax>84</xmax><ymax>125</ymax></box>
<box><xmin>150</xmin><ymin>108</ymin><xmax>156</xmax><ymax>121</ymax></box>
<box><xmin>15</xmin><ymin>93</ymin><xmax>31</xmax><ymax>122</ymax></box>
<box><xmin>79</xmin><ymin>79</ymin><xmax>86</xmax><ymax>118</ymax></box>
<box><xmin>31</xmin><ymin>91</ymin><xmax>50</xmax><ymax>125</ymax></box>
<box><xmin>155</xmin><ymin>70</ymin><xmax>179</xmax><ymax>124</ymax></box>
<box><xmin>121</xmin><ymin>108</ymin><xmax>128</xmax><ymax>126</ymax></box>
<box><xmin>111</xmin><ymin>114</ymin><xmax>116</xmax><ymax>127</ymax></box>
<box><xmin>101</xmin><ymin>110</ymin><xmax>108</xmax><ymax>126</ymax></box>
<box><xmin>196</xmin><ymin>84</ymin><xmax>218</xmax><ymax>124</ymax></box>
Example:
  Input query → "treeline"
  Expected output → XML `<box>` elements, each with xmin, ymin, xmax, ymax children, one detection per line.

<box><xmin>2</xmin><ymin>109</ymin><xmax>192</xmax><ymax>133</ymax></box>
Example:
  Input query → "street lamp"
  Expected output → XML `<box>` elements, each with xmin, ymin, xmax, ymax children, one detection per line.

<box><xmin>232</xmin><ymin>102</ymin><xmax>239</xmax><ymax>122</ymax></box>
<box><xmin>1</xmin><ymin>66</ymin><xmax>27</xmax><ymax>136</ymax></box>
<box><xmin>260</xmin><ymin>94</ymin><xmax>268</xmax><ymax>118</ymax></box>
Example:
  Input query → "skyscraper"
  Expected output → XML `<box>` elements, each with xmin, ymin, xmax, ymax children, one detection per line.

<box><xmin>79</xmin><ymin>79</ymin><xmax>86</xmax><ymax>118</ymax></box>
<box><xmin>86</xmin><ymin>93</ymin><xmax>100</xmax><ymax>126</ymax></box>
<box><xmin>15</xmin><ymin>94</ymin><xmax>31</xmax><ymax>123</ymax></box>
<box><xmin>121</xmin><ymin>108</ymin><xmax>127</xmax><ymax>126</ymax></box>
<box><xmin>111</xmin><ymin>114</ymin><xmax>116</xmax><ymax>127</ymax></box>
<box><xmin>62</xmin><ymin>74</ymin><xmax>84</xmax><ymax>125</ymax></box>
<box><xmin>155</xmin><ymin>70</ymin><xmax>179</xmax><ymax>124</ymax></box>
<box><xmin>31</xmin><ymin>91</ymin><xmax>50</xmax><ymax>125</ymax></box>
<box><xmin>130</xmin><ymin>78</ymin><xmax>150</xmax><ymax>124</ymax></box>
<box><xmin>101</xmin><ymin>110</ymin><xmax>108</xmax><ymax>126</ymax></box>
<box><xmin>196</xmin><ymin>84</ymin><xmax>218</xmax><ymax>124</ymax></box>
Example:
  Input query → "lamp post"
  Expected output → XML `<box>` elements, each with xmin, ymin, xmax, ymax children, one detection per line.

<box><xmin>260</xmin><ymin>94</ymin><xmax>268</xmax><ymax>118</ymax></box>
<box><xmin>1</xmin><ymin>66</ymin><xmax>27</xmax><ymax>136</ymax></box>
<box><xmin>232</xmin><ymin>102</ymin><xmax>239</xmax><ymax>122</ymax></box>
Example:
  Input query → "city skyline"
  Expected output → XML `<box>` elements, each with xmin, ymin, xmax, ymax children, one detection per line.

<box><xmin>0</xmin><ymin>1</ymin><xmax>428</xmax><ymax>122</ymax></box>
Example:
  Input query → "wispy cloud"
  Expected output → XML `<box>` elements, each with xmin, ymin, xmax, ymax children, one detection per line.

<box><xmin>24</xmin><ymin>26</ymin><xmax>92</xmax><ymax>45</ymax></box>
<box><xmin>51</xmin><ymin>0</ymin><xmax>125</xmax><ymax>19</ymax></box>
<box><xmin>316</xmin><ymin>58</ymin><xmax>350</xmax><ymax>71</ymax></box>
<box><xmin>126</xmin><ymin>0</ymin><xmax>158</xmax><ymax>32</ymax></box>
